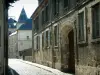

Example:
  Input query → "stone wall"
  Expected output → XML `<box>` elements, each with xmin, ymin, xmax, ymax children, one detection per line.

<box><xmin>75</xmin><ymin>0</ymin><xmax>100</xmax><ymax>75</ymax></box>
<box><xmin>32</xmin><ymin>0</ymin><xmax>100</xmax><ymax>74</ymax></box>
<box><xmin>25</xmin><ymin>56</ymin><xmax>32</xmax><ymax>62</ymax></box>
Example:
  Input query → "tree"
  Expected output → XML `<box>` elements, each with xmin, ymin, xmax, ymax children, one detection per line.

<box><xmin>5</xmin><ymin>0</ymin><xmax>18</xmax><ymax>9</ymax></box>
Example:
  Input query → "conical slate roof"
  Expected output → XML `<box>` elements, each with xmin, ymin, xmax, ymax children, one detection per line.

<box><xmin>18</xmin><ymin>8</ymin><xmax>28</xmax><ymax>23</ymax></box>
<box><xmin>18</xmin><ymin>19</ymin><xmax>32</xmax><ymax>30</ymax></box>
<box><xmin>8</xmin><ymin>18</ymin><xmax>16</xmax><ymax>23</ymax></box>
<box><xmin>8</xmin><ymin>18</ymin><xmax>16</xmax><ymax>28</ymax></box>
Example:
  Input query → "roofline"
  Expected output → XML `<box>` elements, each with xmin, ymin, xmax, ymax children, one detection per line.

<box><xmin>31</xmin><ymin>0</ymin><xmax>48</xmax><ymax>19</ymax></box>
<box><xmin>9</xmin><ymin>31</ymin><xmax>17</xmax><ymax>36</ymax></box>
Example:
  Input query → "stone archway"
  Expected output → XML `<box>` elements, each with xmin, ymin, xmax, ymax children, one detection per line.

<box><xmin>60</xmin><ymin>25</ymin><xmax>75</xmax><ymax>73</ymax></box>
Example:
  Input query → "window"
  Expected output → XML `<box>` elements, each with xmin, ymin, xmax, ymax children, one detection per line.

<box><xmin>34</xmin><ymin>16</ymin><xmax>39</xmax><ymax>31</ymax></box>
<box><xmin>26</xmin><ymin>36</ymin><xmax>29</xmax><ymax>40</ymax></box>
<box><xmin>42</xmin><ymin>33</ymin><xmax>44</xmax><ymax>48</ymax></box>
<box><xmin>78</xmin><ymin>12</ymin><xmax>84</xmax><ymax>42</ymax></box>
<box><xmin>42</xmin><ymin>10</ymin><xmax>45</xmax><ymax>25</ymax></box>
<box><xmin>64</xmin><ymin>0</ymin><xmax>68</xmax><ymax>8</ymax></box>
<box><xmin>52</xmin><ymin>0</ymin><xmax>59</xmax><ymax>16</ymax></box>
<box><xmin>46</xmin><ymin>31</ymin><xmax>49</xmax><ymax>47</ymax></box>
<box><xmin>9</xmin><ymin>25</ymin><xmax>11</xmax><ymax>28</ymax></box>
<box><xmin>41</xmin><ymin>5</ymin><xmax>49</xmax><ymax>26</ymax></box>
<box><xmin>64</xmin><ymin>0</ymin><xmax>76</xmax><ymax>11</ymax></box>
<box><xmin>36</xmin><ymin>36</ymin><xmax>40</xmax><ymax>49</ymax></box>
<box><xmin>54</xmin><ymin>25</ymin><xmax>58</xmax><ymax>46</ymax></box>
<box><xmin>50</xmin><ymin>30</ymin><xmax>52</xmax><ymax>45</ymax></box>
<box><xmin>45</xmin><ymin>5</ymin><xmax>48</xmax><ymax>22</ymax></box>
<box><xmin>69</xmin><ymin>0</ymin><xmax>76</xmax><ymax>9</ymax></box>
<box><xmin>92</xmin><ymin>3</ymin><xmax>100</xmax><ymax>39</ymax></box>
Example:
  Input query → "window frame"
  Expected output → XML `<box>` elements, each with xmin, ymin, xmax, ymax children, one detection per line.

<box><xmin>64</xmin><ymin>0</ymin><xmax>68</xmax><ymax>10</ymax></box>
<box><xmin>53</xmin><ymin>24</ymin><xmax>58</xmax><ymax>47</ymax></box>
<box><xmin>42</xmin><ymin>32</ymin><xmax>44</xmax><ymax>49</ymax></box>
<box><xmin>92</xmin><ymin>3</ymin><xmax>100</xmax><ymax>40</ymax></box>
<box><xmin>90</xmin><ymin>2</ymin><xmax>100</xmax><ymax>43</ymax></box>
<box><xmin>36</xmin><ymin>35</ymin><xmax>40</xmax><ymax>50</ymax></box>
<box><xmin>77</xmin><ymin>7</ymin><xmax>87</xmax><ymax>44</ymax></box>
<box><xmin>42</xmin><ymin>9</ymin><xmax>45</xmax><ymax>25</ymax></box>
<box><xmin>52</xmin><ymin>0</ymin><xmax>59</xmax><ymax>16</ymax></box>
<box><xmin>45</xmin><ymin>4</ymin><xmax>49</xmax><ymax>22</ymax></box>
<box><xmin>46</xmin><ymin>30</ymin><xmax>49</xmax><ymax>47</ymax></box>
<box><xmin>34</xmin><ymin>16</ymin><xmax>39</xmax><ymax>32</ymax></box>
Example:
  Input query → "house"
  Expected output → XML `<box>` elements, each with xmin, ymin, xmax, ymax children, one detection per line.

<box><xmin>8</xmin><ymin>8</ymin><xmax>32</xmax><ymax>61</ymax></box>
<box><xmin>8</xmin><ymin>7</ymin><xmax>32</xmax><ymax>61</ymax></box>
<box><xmin>31</xmin><ymin>0</ymin><xmax>100</xmax><ymax>75</ymax></box>
<box><xmin>18</xmin><ymin>19</ymin><xmax>32</xmax><ymax>61</ymax></box>
<box><xmin>16</xmin><ymin>8</ymin><xmax>32</xmax><ymax>61</ymax></box>
<box><xmin>8</xmin><ymin>18</ymin><xmax>17</xmax><ymax>35</ymax></box>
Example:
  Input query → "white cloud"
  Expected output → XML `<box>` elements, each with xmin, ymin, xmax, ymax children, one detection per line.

<box><xmin>8</xmin><ymin>0</ymin><xmax>38</xmax><ymax>21</ymax></box>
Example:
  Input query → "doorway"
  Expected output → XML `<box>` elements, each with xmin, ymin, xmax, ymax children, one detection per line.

<box><xmin>68</xmin><ymin>30</ymin><xmax>75</xmax><ymax>73</ymax></box>
<box><xmin>61</xmin><ymin>28</ymin><xmax>75</xmax><ymax>74</ymax></box>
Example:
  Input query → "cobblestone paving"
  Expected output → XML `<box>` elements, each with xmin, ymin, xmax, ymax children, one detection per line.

<box><xmin>8</xmin><ymin>59</ymin><xmax>73</xmax><ymax>75</ymax></box>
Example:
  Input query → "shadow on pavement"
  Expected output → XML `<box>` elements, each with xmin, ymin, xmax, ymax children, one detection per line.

<box><xmin>8</xmin><ymin>67</ymin><xmax>19</xmax><ymax>75</ymax></box>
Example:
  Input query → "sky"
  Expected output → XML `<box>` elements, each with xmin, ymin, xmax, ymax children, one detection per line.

<box><xmin>8</xmin><ymin>0</ymin><xmax>38</xmax><ymax>21</ymax></box>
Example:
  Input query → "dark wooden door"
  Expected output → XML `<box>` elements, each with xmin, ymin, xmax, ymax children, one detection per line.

<box><xmin>68</xmin><ymin>30</ymin><xmax>75</xmax><ymax>73</ymax></box>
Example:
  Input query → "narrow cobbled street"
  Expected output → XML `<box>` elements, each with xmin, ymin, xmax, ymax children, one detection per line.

<box><xmin>8</xmin><ymin>59</ymin><xmax>73</xmax><ymax>75</ymax></box>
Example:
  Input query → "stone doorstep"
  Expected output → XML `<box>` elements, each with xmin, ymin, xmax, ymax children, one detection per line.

<box><xmin>19</xmin><ymin>59</ymin><xmax>73</xmax><ymax>75</ymax></box>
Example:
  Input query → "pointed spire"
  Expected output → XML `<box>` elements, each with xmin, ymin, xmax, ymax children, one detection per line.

<box><xmin>18</xmin><ymin>7</ymin><xmax>28</xmax><ymax>23</ymax></box>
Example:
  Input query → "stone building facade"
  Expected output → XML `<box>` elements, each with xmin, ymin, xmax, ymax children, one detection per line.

<box><xmin>31</xmin><ymin>0</ymin><xmax>100</xmax><ymax>74</ymax></box>
<box><xmin>8</xmin><ymin>31</ymin><xmax>18</xmax><ymax>58</ymax></box>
